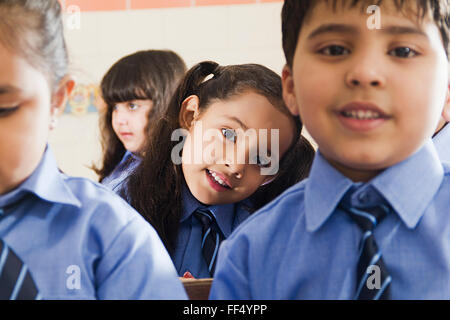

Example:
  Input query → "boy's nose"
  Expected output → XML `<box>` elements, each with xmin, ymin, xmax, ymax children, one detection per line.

<box><xmin>345</xmin><ymin>54</ymin><xmax>385</xmax><ymax>89</ymax></box>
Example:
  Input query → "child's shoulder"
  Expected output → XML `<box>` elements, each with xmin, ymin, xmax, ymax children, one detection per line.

<box><xmin>59</xmin><ymin>173</ymin><xmax>147</xmax><ymax>230</ymax></box>
<box><xmin>228</xmin><ymin>179</ymin><xmax>308</xmax><ymax>242</ymax></box>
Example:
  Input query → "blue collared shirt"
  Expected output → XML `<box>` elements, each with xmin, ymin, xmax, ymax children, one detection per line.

<box><xmin>171</xmin><ymin>186</ymin><xmax>251</xmax><ymax>278</ymax></box>
<box><xmin>101</xmin><ymin>151</ymin><xmax>141</xmax><ymax>194</ymax></box>
<box><xmin>0</xmin><ymin>147</ymin><xmax>187</xmax><ymax>300</ymax></box>
<box><xmin>434</xmin><ymin>123</ymin><xmax>450</xmax><ymax>164</ymax></box>
<box><xmin>210</xmin><ymin>140</ymin><xmax>450</xmax><ymax>299</ymax></box>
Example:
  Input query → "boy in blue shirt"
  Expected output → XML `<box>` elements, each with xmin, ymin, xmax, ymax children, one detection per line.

<box><xmin>210</xmin><ymin>0</ymin><xmax>450</xmax><ymax>299</ymax></box>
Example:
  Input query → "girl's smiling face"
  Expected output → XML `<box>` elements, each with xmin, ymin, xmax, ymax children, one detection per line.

<box><xmin>0</xmin><ymin>41</ymin><xmax>60</xmax><ymax>194</ymax></box>
<box><xmin>180</xmin><ymin>91</ymin><xmax>295</xmax><ymax>205</ymax></box>
<box><xmin>112</xmin><ymin>99</ymin><xmax>153</xmax><ymax>154</ymax></box>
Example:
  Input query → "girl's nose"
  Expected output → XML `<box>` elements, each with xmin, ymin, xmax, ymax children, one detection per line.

<box><xmin>114</xmin><ymin>108</ymin><xmax>129</xmax><ymax>126</ymax></box>
<box><xmin>225</xmin><ymin>161</ymin><xmax>244</xmax><ymax>180</ymax></box>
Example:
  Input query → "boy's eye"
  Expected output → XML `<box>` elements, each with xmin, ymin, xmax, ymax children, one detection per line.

<box><xmin>221</xmin><ymin>128</ymin><xmax>237</xmax><ymax>143</ymax></box>
<box><xmin>318</xmin><ymin>45</ymin><xmax>350</xmax><ymax>56</ymax></box>
<box><xmin>388</xmin><ymin>47</ymin><xmax>418</xmax><ymax>58</ymax></box>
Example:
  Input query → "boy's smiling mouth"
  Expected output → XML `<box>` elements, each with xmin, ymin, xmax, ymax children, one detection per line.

<box><xmin>336</xmin><ymin>101</ymin><xmax>391</xmax><ymax>132</ymax></box>
<box><xmin>341</xmin><ymin>109</ymin><xmax>382</xmax><ymax>120</ymax></box>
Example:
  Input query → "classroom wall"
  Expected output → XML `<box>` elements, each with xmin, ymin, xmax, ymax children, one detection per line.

<box><xmin>49</xmin><ymin>0</ymin><xmax>294</xmax><ymax>180</ymax></box>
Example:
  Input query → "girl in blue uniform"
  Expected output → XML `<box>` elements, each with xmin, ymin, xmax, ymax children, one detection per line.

<box><xmin>124</xmin><ymin>61</ymin><xmax>315</xmax><ymax>278</ymax></box>
<box><xmin>0</xmin><ymin>0</ymin><xmax>186</xmax><ymax>300</ymax></box>
<box><xmin>94</xmin><ymin>50</ymin><xmax>186</xmax><ymax>193</ymax></box>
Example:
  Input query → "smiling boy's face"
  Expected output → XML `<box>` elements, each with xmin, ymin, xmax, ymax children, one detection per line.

<box><xmin>283</xmin><ymin>1</ymin><xmax>449</xmax><ymax>182</ymax></box>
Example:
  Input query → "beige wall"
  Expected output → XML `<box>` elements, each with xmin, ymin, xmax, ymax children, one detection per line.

<box><xmin>50</xmin><ymin>2</ymin><xmax>292</xmax><ymax>180</ymax></box>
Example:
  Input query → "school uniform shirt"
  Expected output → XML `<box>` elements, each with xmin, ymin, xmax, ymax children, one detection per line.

<box><xmin>434</xmin><ymin>123</ymin><xmax>450</xmax><ymax>163</ymax></box>
<box><xmin>0</xmin><ymin>146</ymin><xmax>187</xmax><ymax>300</ymax></box>
<box><xmin>171</xmin><ymin>185</ymin><xmax>251</xmax><ymax>278</ymax></box>
<box><xmin>210</xmin><ymin>140</ymin><xmax>450</xmax><ymax>299</ymax></box>
<box><xmin>101</xmin><ymin>151</ymin><xmax>141</xmax><ymax>194</ymax></box>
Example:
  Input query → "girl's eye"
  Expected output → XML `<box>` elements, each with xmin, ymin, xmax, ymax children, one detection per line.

<box><xmin>388</xmin><ymin>47</ymin><xmax>418</xmax><ymax>58</ymax></box>
<box><xmin>129</xmin><ymin>103</ymin><xmax>139</xmax><ymax>110</ymax></box>
<box><xmin>255</xmin><ymin>155</ymin><xmax>271</xmax><ymax>168</ymax></box>
<box><xmin>221</xmin><ymin>128</ymin><xmax>237</xmax><ymax>143</ymax></box>
<box><xmin>318</xmin><ymin>45</ymin><xmax>350</xmax><ymax>56</ymax></box>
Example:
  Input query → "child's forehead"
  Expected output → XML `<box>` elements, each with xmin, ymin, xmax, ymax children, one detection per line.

<box><xmin>303</xmin><ymin>0</ymin><xmax>431</xmax><ymax>28</ymax></box>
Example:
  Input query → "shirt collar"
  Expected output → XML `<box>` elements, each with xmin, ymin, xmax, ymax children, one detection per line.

<box><xmin>371</xmin><ymin>140</ymin><xmax>443</xmax><ymax>229</ymax></box>
<box><xmin>0</xmin><ymin>146</ymin><xmax>81</xmax><ymax>209</ymax></box>
<box><xmin>118</xmin><ymin>151</ymin><xmax>140</xmax><ymax>166</ymax></box>
<box><xmin>181</xmin><ymin>184</ymin><xmax>247</xmax><ymax>237</ymax></box>
<box><xmin>305</xmin><ymin>140</ymin><xmax>444</xmax><ymax>232</ymax></box>
<box><xmin>305</xmin><ymin>152</ymin><xmax>354</xmax><ymax>232</ymax></box>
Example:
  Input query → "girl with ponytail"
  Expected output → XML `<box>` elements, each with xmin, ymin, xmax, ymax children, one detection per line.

<box><xmin>124</xmin><ymin>61</ymin><xmax>315</xmax><ymax>278</ymax></box>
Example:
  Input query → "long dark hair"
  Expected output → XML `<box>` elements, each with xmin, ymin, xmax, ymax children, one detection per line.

<box><xmin>125</xmin><ymin>61</ymin><xmax>315</xmax><ymax>253</ymax></box>
<box><xmin>93</xmin><ymin>50</ymin><xmax>187</xmax><ymax>182</ymax></box>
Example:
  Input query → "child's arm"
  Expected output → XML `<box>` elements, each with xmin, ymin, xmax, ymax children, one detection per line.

<box><xmin>89</xmin><ymin>197</ymin><xmax>187</xmax><ymax>300</ymax></box>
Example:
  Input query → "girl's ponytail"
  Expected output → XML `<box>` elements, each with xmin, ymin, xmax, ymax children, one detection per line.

<box><xmin>173</xmin><ymin>61</ymin><xmax>220</xmax><ymax>106</ymax></box>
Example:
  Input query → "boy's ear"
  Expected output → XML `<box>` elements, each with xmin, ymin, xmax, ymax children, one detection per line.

<box><xmin>179</xmin><ymin>95</ymin><xmax>201</xmax><ymax>129</ymax></box>
<box><xmin>282</xmin><ymin>65</ymin><xmax>300</xmax><ymax>116</ymax></box>
<box><xmin>51</xmin><ymin>76</ymin><xmax>75</xmax><ymax>118</ymax></box>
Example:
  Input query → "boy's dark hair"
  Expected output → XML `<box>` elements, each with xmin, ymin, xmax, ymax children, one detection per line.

<box><xmin>282</xmin><ymin>0</ymin><xmax>450</xmax><ymax>68</ymax></box>
<box><xmin>124</xmin><ymin>61</ymin><xmax>315</xmax><ymax>253</ymax></box>
<box><xmin>93</xmin><ymin>50</ymin><xmax>187</xmax><ymax>182</ymax></box>
<box><xmin>0</xmin><ymin>0</ymin><xmax>68</xmax><ymax>89</ymax></box>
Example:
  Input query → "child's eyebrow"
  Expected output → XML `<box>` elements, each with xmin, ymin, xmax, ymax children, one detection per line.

<box><xmin>224</xmin><ymin>116</ymin><xmax>249</xmax><ymax>130</ymax></box>
<box><xmin>307</xmin><ymin>23</ymin><xmax>428</xmax><ymax>40</ymax></box>
<box><xmin>381</xmin><ymin>25</ymin><xmax>428</xmax><ymax>38</ymax></box>
<box><xmin>307</xmin><ymin>24</ymin><xmax>358</xmax><ymax>40</ymax></box>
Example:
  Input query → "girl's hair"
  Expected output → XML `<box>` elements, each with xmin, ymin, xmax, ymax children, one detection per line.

<box><xmin>124</xmin><ymin>61</ymin><xmax>315</xmax><ymax>253</ymax></box>
<box><xmin>0</xmin><ymin>0</ymin><xmax>68</xmax><ymax>89</ymax></box>
<box><xmin>94</xmin><ymin>50</ymin><xmax>187</xmax><ymax>182</ymax></box>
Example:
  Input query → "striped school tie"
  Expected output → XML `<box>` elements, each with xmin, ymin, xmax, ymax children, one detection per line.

<box><xmin>338</xmin><ymin>202</ymin><xmax>392</xmax><ymax>300</ymax></box>
<box><xmin>194</xmin><ymin>208</ymin><xmax>225</xmax><ymax>276</ymax></box>
<box><xmin>0</xmin><ymin>238</ymin><xmax>40</xmax><ymax>300</ymax></box>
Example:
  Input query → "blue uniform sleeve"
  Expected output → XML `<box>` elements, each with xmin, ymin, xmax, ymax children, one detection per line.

<box><xmin>95</xmin><ymin>215</ymin><xmax>187</xmax><ymax>299</ymax></box>
<box><xmin>209</xmin><ymin>237</ymin><xmax>252</xmax><ymax>300</ymax></box>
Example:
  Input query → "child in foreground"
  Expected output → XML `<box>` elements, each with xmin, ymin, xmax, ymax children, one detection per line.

<box><xmin>210</xmin><ymin>0</ymin><xmax>450</xmax><ymax>299</ymax></box>
<box><xmin>0</xmin><ymin>0</ymin><xmax>186</xmax><ymax>300</ymax></box>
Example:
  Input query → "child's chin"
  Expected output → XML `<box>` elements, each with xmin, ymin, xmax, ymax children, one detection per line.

<box><xmin>192</xmin><ymin>189</ymin><xmax>232</xmax><ymax>206</ymax></box>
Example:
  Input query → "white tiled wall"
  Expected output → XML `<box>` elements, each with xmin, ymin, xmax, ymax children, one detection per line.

<box><xmin>50</xmin><ymin>2</ymin><xmax>288</xmax><ymax>180</ymax></box>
